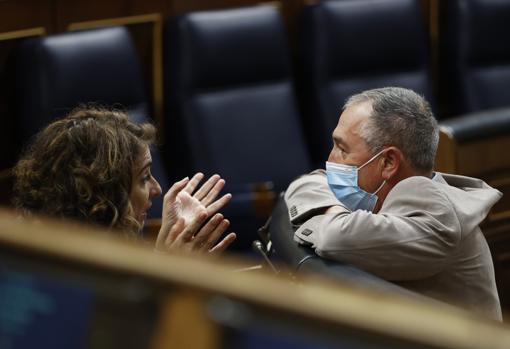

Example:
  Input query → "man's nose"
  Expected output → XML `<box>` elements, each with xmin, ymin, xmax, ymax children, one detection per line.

<box><xmin>327</xmin><ymin>148</ymin><xmax>335</xmax><ymax>162</ymax></box>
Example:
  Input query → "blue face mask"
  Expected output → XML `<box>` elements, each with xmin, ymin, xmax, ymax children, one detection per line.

<box><xmin>326</xmin><ymin>149</ymin><xmax>386</xmax><ymax>212</ymax></box>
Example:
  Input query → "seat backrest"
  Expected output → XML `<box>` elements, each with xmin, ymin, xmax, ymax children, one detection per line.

<box><xmin>164</xmin><ymin>5</ymin><xmax>311</xmax><ymax>191</ymax></box>
<box><xmin>14</xmin><ymin>26</ymin><xmax>147</xmax><ymax>140</ymax></box>
<box><xmin>439</xmin><ymin>0</ymin><xmax>510</xmax><ymax>116</ymax></box>
<box><xmin>299</xmin><ymin>0</ymin><xmax>433</xmax><ymax>166</ymax></box>
<box><xmin>12</xmin><ymin>26</ymin><xmax>168</xmax><ymax>218</ymax></box>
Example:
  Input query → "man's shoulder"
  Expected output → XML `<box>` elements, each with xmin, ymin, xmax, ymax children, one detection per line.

<box><xmin>384</xmin><ymin>175</ymin><xmax>452</xmax><ymax>209</ymax></box>
<box><xmin>284</xmin><ymin>169</ymin><xmax>341</xmax><ymax>224</ymax></box>
<box><xmin>392</xmin><ymin>175</ymin><xmax>442</xmax><ymax>192</ymax></box>
<box><xmin>285</xmin><ymin>169</ymin><xmax>328</xmax><ymax>201</ymax></box>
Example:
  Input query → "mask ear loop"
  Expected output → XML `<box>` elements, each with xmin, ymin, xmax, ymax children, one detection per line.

<box><xmin>359</xmin><ymin>148</ymin><xmax>387</xmax><ymax>195</ymax></box>
<box><xmin>358</xmin><ymin>148</ymin><xmax>387</xmax><ymax>171</ymax></box>
<box><xmin>372</xmin><ymin>179</ymin><xmax>386</xmax><ymax>195</ymax></box>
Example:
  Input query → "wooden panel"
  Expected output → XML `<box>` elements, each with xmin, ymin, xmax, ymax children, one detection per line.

<box><xmin>151</xmin><ymin>292</ymin><xmax>220</xmax><ymax>349</ymax></box>
<box><xmin>441</xmin><ymin>134</ymin><xmax>510</xmax><ymax>229</ymax></box>
<box><xmin>434</xmin><ymin>128</ymin><xmax>457</xmax><ymax>174</ymax></box>
<box><xmin>55</xmin><ymin>0</ymin><xmax>129</xmax><ymax>31</ymax></box>
<box><xmin>2</xmin><ymin>208</ymin><xmax>510</xmax><ymax>347</ymax></box>
<box><xmin>455</xmin><ymin>136</ymin><xmax>510</xmax><ymax>177</ymax></box>
<box><xmin>127</xmin><ymin>0</ymin><xmax>169</xmax><ymax>16</ymax></box>
<box><xmin>0</xmin><ymin>0</ymin><xmax>53</xmax><ymax>33</ymax></box>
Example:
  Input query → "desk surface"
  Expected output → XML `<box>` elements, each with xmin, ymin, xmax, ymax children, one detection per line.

<box><xmin>1</xmin><ymin>208</ymin><xmax>510</xmax><ymax>349</ymax></box>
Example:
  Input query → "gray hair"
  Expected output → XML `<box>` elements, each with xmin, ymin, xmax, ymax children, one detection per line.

<box><xmin>345</xmin><ymin>87</ymin><xmax>439</xmax><ymax>173</ymax></box>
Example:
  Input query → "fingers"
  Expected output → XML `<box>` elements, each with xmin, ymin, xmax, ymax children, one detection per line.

<box><xmin>209</xmin><ymin>233</ymin><xmax>237</xmax><ymax>255</ymax></box>
<box><xmin>164</xmin><ymin>177</ymin><xmax>189</xmax><ymax>204</ymax></box>
<box><xmin>175</xmin><ymin>210</ymin><xmax>208</xmax><ymax>243</ymax></box>
<box><xmin>193</xmin><ymin>175</ymin><xmax>225</xmax><ymax>205</ymax></box>
<box><xmin>201</xmin><ymin>178</ymin><xmax>227</xmax><ymax>206</ymax></box>
<box><xmin>202</xmin><ymin>218</ymin><xmax>230</xmax><ymax>252</ymax></box>
<box><xmin>192</xmin><ymin>174</ymin><xmax>220</xmax><ymax>200</ymax></box>
<box><xmin>193</xmin><ymin>214</ymin><xmax>228</xmax><ymax>251</ymax></box>
<box><xmin>191</xmin><ymin>213</ymin><xmax>223</xmax><ymax>248</ymax></box>
<box><xmin>155</xmin><ymin>217</ymin><xmax>184</xmax><ymax>251</ymax></box>
<box><xmin>165</xmin><ymin>217</ymin><xmax>185</xmax><ymax>245</ymax></box>
<box><xmin>157</xmin><ymin>179</ymin><xmax>235</xmax><ymax>256</ymax></box>
<box><xmin>155</xmin><ymin>226</ymin><xmax>167</xmax><ymax>250</ymax></box>
<box><xmin>206</xmin><ymin>193</ymin><xmax>232</xmax><ymax>216</ymax></box>
<box><xmin>183</xmin><ymin>172</ymin><xmax>204</xmax><ymax>194</ymax></box>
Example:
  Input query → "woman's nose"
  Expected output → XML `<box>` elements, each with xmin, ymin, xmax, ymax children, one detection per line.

<box><xmin>150</xmin><ymin>178</ymin><xmax>162</xmax><ymax>198</ymax></box>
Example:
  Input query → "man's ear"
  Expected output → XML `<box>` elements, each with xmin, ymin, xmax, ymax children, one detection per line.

<box><xmin>380</xmin><ymin>146</ymin><xmax>402</xmax><ymax>180</ymax></box>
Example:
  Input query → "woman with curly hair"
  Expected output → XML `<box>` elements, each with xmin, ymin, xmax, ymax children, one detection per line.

<box><xmin>13</xmin><ymin>106</ymin><xmax>236</xmax><ymax>254</ymax></box>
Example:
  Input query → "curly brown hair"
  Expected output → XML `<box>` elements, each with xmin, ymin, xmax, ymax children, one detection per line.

<box><xmin>13</xmin><ymin>106</ymin><xmax>156</xmax><ymax>235</ymax></box>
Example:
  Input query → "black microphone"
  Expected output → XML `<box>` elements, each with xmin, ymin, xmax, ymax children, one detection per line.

<box><xmin>252</xmin><ymin>240</ymin><xmax>279</xmax><ymax>274</ymax></box>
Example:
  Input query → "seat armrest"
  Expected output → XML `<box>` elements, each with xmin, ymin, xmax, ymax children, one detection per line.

<box><xmin>440</xmin><ymin>108</ymin><xmax>510</xmax><ymax>143</ymax></box>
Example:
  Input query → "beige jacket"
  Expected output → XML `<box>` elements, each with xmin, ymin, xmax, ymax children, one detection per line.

<box><xmin>285</xmin><ymin>170</ymin><xmax>502</xmax><ymax>321</ymax></box>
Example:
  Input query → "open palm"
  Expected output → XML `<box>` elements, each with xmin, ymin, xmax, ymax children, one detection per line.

<box><xmin>173</xmin><ymin>191</ymin><xmax>207</xmax><ymax>226</ymax></box>
<box><xmin>156</xmin><ymin>173</ymin><xmax>236</xmax><ymax>254</ymax></box>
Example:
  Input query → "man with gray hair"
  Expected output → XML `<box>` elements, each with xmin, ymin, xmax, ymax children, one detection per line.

<box><xmin>285</xmin><ymin>87</ymin><xmax>502</xmax><ymax>320</ymax></box>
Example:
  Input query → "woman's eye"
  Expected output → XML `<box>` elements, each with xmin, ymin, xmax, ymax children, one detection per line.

<box><xmin>142</xmin><ymin>173</ymin><xmax>151</xmax><ymax>182</ymax></box>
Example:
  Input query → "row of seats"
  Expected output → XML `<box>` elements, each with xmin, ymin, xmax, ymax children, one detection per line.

<box><xmin>8</xmin><ymin>0</ymin><xmax>510</xmax><ymax>252</ymax></box>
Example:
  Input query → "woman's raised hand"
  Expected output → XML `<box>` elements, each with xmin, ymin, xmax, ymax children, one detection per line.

<box><xmin>182</xmin><ymin>173</ymin><xmax>232</xmax><ymax>217</ymax></box>
<box><xmin>156</xmin><ymin>173</ymin><xmax>236</xmax><ymax>254</ymax></box>
<box><xmin>156</xmin><ymin>210</ymin><xmax>236</xmax><ymax>255</ymax></box>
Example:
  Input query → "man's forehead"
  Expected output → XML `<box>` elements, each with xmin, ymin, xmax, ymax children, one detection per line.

<box><xmin>335</xmin><ymin>102</ymin><xmax>371</xmax><ymax>137</ymax></box>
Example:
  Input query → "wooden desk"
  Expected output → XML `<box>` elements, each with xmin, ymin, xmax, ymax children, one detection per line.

<box><xmin>1</xmin><ymin>209</ymin><xmax>510</xmax><ymax>349</ymax></box>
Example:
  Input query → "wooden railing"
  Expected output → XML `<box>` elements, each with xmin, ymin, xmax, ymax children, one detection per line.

<box><xmin>1</xmin><ymin>207</ymin><xmax>510</xmax><ymax>348</ymax></box>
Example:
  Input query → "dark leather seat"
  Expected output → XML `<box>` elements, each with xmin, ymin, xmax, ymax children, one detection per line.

<box><xmin>12</xmin><ymin>26</ymin><xmax>169</xmax><ymax>219</ymax></box>
<box><xmin>164</xmin><ymin>5</ymin><xmax>312</xmax><ymax>251</ymax></box>
<box><xmin>439</xmin><ymin>0</ymin><xmax>510</xmax><ymax>117</ymax></box>
<box><xmin>298</xmin><ymin>0</ymin><xmax>433</xmax><ymax>166</ymax></box>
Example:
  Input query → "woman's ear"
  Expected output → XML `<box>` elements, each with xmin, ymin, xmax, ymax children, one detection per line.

<box><xmin>380</xmin><ymin>146</ymin><xmax>402</xmax><ymax>180</ymax></box>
